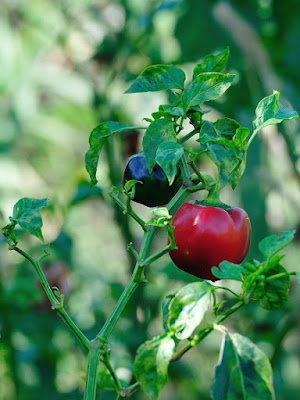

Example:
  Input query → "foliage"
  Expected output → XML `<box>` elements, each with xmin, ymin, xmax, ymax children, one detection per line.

<box><xmin>1</xmin><ymin>1</ymin><xmax>300</xmax><ymax>400</ymax></box>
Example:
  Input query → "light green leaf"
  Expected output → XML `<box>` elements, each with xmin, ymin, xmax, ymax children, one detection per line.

<box><xmin>134</xmin><ymin>333</ymin><xmax>175</xmax><ymax>400</ymax></box>
<box><xmin>211</xmin><ymin>332</ymin><xmax>275</xmax><ymax>400</ymax></box>
<box><xmin>182</xmin><ymin>73</ymin><xmax>235</xmax><ymax>112</ymax></box>
<box><xmin>259</xmin><ymin>230</ymin><xmax>295</xmax><ymax>259</ymax></box>
<box><xmin>85</xmin><ymin>122</ymin><xmax>143</xmax><ymax>188</ymax></box>
<box><xmin>124</xmin><ymin>179</ymin><xmax>142</xmax><ymax>193</ymax></box>
<box><xmin>156</xmin><ymin>142</ymin><xmax>184</xmax><ymax>184</ymax></box>
<box><xmin>125</xmin><ymin>65</ymin><xmax>186</xmax><ymax>93</ymax></box>
<box><xmin>193</xmin><ymin>47</ymin><xmax>230</xmax><ymax>77</ymax></box>
<box><xmin>212</xmin><ymin>261</ymin><xmax>248</xmax><ymax>281</ymax></box>
<box><xmin>10</xmin><ymin>198</ymin><xmax>48</xmax><ymax>241</ymax></box>
<box><xmin>150</xmin><ymin>207</ymin><xmax>171</xmax><ymax>219</ymax></box>
<box><xmin>142</xmin><ymin>119</ymin><xmax>176</xmax><ymax>172</ymax></box>
<box><xmin>253</xmin><ymin>92</ymin><xmax>298</xmax><ymax>134</ymax></box>
<box><xmin>168</xmin><ymin>281</ymin><xmax>212</xmax><ymax>340</ymax></box>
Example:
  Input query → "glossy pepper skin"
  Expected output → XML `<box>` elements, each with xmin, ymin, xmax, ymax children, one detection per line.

<box><xmin>123</xmin><ymin>154</ymin><xmax>183</xmax><ymax>207</ymax></box>
<box><xmin>169</xmin><ymin>201</ymin><xmax>251</xmax><ymax>281</ymax></box>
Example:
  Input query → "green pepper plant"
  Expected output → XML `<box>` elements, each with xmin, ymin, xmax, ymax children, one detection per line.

<box><xmin>2</xmin><ymin>48</ymin><xmax>300</xmax><ymax>400</ymax></box>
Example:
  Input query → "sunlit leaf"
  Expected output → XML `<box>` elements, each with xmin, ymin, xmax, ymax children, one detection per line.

<box><xmin>193</xmin><ymin>47</ymin><xmax>230</xmax><ymax>77</ymax></box>
<box><xmin>253</xmin><ymin>92</ymin><xmax>298</xmax><ymax>134</ymax></box>
<box><xmin>182</xmin><ymin>73</ymin><xmax>235</xmax><ymax>111</ymax></box>
<box><xmin>168</xmin><ymin>281</ymin><xmax>212</xmax><ymax>340</ymax></box>
<box><xmin>125</xmin><ymin>65</ymin><xmax>186</xmax><ymax>93</ymax></box>
<box><xmin>211</xmin><ymin>332</ymin><xmax>275</xmax><ymax>400</ymax></box>
<box><xmin>259</xmin><ymin>230</ymin><xmax>295</xmax><ymax>259</ymax></box>
<box><xmin>134</xmin><ymin>333</ymin><xmax>175</xmax><ymax>399</ymax></box>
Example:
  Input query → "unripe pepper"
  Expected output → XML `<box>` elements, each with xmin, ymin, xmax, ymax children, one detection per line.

<box><xmin>123</xmin><ymin>154</ymin><xmax>183</xmax><ymax>207</ymax></box>
<box><xmin>169</xmin><ymin>201</ymin><xmax>251</xmax><ymax>281</ymax></box>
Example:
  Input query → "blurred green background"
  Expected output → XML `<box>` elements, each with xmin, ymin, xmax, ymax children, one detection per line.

<box><xmin>1</xmin><ymin>0</ymin><xmax>300</xmax><ymax>399</ymax></box>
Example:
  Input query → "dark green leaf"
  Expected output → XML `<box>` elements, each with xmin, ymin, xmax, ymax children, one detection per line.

<box><xmin>211</xmin><ymin>332</ymin><xmax>275</xmax><ymax>400</ymax></box>
<box><xmin>10</xmin><ymin>198</ymin><xmax>48</xmax><ymax>241</ymax></box>
<box><xmin>85</xmin><ymin>122</ymin><xmax>142</xmax><ymax>188</ymax></box>
<box><xmin>214</xmin><ymin>118</ymin><xmax>241</xmax><ymax>138</ymax></box>
<box><xmin>193</xmin><ymin>47</ymin><xmax>230</xmax><ymax>77</ymax></box>
<box><xmin>156</xmin><ymin>142</ymin><xmax>184</xmax><ymax>184</ymax></box>
<box><xmin>261</xmin><ymin>264</ymin><xmax>290</xmax><ymax>310</ymax></box>
<box><xmin>198</xmin><ymin>120</ymin><xmax>248</xmax><ymax>189</ymax></box>
<box><xmin>134</xmin><ymin>333</ymin><xmax>175</xmax><ymax>400</ymax></box>
<box><xmin>253</xmin><ymin>92</ymin><xmax>298</xmax><ymax>134</ymax></box>
<box><xmin>151</xmin><ymin>111</ymin><xmax>173</xmax><ymax>121</ymax></box>
<box><xmin>212</xmin><ymin>261</ymin><xmax>248</xmax><ymax>281</ymax></box>
<box><xmin>168</xmin><ymin>281</ymin><xmax>212</xmax><ymax>340</ymax></box>
<box><xmin>182</xmin><ymin>73</ymin><xmax>235</xmax><ymax>112</ymax></box>
<box><xmin>142</xmin><ymin>119</ymin><xmax>176</xmax><ymax>172</ymax></box>
<box><xmin>259</xmin><ymin>230</ymin><xmax>295</xmax><ymax>259</ymax></box>
<box><xmin>125</xmin><ymin>65</ymin><xmax>186</xmax><ymax>93</ymax></box>
<box><xmin>242</xmin><ymin>271</ymin><xmax>261</xmax><ymax>294</ymax></box>
<box><xmin>160</xmin><ymin>104</ymin><xmax>186</xmax><ymax>118</ymax></box>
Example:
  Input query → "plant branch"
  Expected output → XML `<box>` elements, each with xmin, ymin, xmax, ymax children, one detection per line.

<box><xmin>110</xmin><ymin>190</ymin><xmax>148</xmax><ymax>231</ymax></box>
<box><xmin>102</xmin><ymin>352</ymin><xmax>123</xmax><ymax>393</ymax></box>
<box><xmin>84</xmin><ymin>346</ymin><xmax>101</xmax><ymax>400</ymax></box>
<box><xmin>13</xmin><ymin>247</ymin><xmax>90</xmax><ymax>352</ymax></box>
<box><xmin>179</xmin><ymin>128</ymin><xmax>198</xmax><ymax>144</ymax></box>
<box><xmin>97</xmin><ymin>228</ymin><xmax>156</xmax><ymax>341</ymax></box>
<box><xmin>120</xmin><ymin>382</ymin><xmax>141</xmax><ymax>399</ymax></box>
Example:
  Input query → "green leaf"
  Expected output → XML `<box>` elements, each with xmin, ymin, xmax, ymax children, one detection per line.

<box><xmin>213</xmin><ymin>118</ymin><xmax>241</xmax><ymax>138</ymax></box>
<box><xmin>162</xmin><ymin>294</ymin><xmax>175</xmax><ymax>332</ymax></box>
<box><xmin>193</xmin><ymin>47</ymin><xmax>230</xmax><ymax>77</ymax></box>
<box><xmin>156</xmin><ymin>142</ymin><xmax>184</xmax><ymax>184</ymax></box>
<box><xmin>297</xmin><ymin>272</ymin><xmax>300</xmax><ymax>283</ymax></box>
<box><xmin>9</xmin><ymin>198</ymin><xmax>48</xmax><ymax>241</ymax></box>
<box><xmin>234</xmin><ymin>127</ymin><xmax>251</xmax><ymax>149</ymax></box>
<box><xmin>146</xmin><ymin>208</ymin><xmax>172</xmax><ymax>227</ymax></box>
<box><xmin>212</xmin><ymin>261</ymin><xmax>248</xmax><ymax>281</ymax></box>
<box><xmin>198</xmin><ymin>120</ymin><xmax>248</xmax><ymax>189</ymax></box>
<box><xmin>85</xmin><ymin>122</ymin><xmax>142</xmax><ymax>188</ymax></box>
<box><xmin>211</xmin><ymin>332</ymin><xmax>275</xmax><ymax>400</ymax></box>
<box><xmin>168</xmin><ymin>281</ymin><xmax>212</xmax><ymax>340</ymax></box>
<box><xmin>150</xmin><ymin>207</ymin><xmax>171</xmax><ymax>219</ymax></box>
<box><xmin>182</xmin><ymin>73</ymin><xmax>235</xmax><ymax>112</ymax></box>
<box><xmin>261</xmin><ymin>264</ymin><xmax>290</xmax><ymax>310</ymax></box>
<box><xmin>253</xmin><ymin>92</ymin><xmax>298</xmax><ymax>134</ymax></box>
<box><xmin>134</xmin><ymin>333</ymin><xmax>175</xmax><ymax>400</ymax></box>
<box><xmin>259</xmin><ymin>230</ymin><xmax>295</xmax><ymax>259</ymax></box>
<box><xmin>124</xmin><ymin>179</ymin><xmax>142</xmax><ymax>193</ymax></box>
<box><xmin>142</xmin><ymin>119</ymin><xmax>176</xmax><ymax>172</ymax></box>
<box><xmin>160</xmin><ymin>104</ymin><xmax>186</xmax><ymax>118</ymax></box>
<box><xmin>125</xmin><ymin>65</ymin><xmax>186</xmax><ymax>93</ymax></box>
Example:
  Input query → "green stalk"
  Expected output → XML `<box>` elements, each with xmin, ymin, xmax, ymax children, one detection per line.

<box><xmin>98</xmin><ymin>228</ymin><xmax>156</xmax><ymax>341</ymax></box>
<box><xmin>13</xmin><ymin>247</ymin><xmax>90</xmax><ymax>352</ymax></box>
<box><xmin>84</xmin><ymin>346</ymin><xmax>101</xmax><ymax>400</ymax></box>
